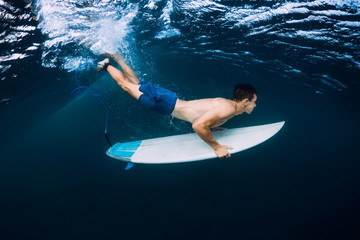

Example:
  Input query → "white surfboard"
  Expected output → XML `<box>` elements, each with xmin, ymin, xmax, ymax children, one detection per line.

<box><xmin>106</xmin><ymin>121</ymin><xmax>285</xmax><ymax>164</ymax></box>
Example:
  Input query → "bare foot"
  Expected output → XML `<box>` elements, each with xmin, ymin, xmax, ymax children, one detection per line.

<box><xmin>97</xmin><ymin>58</ymin><xmax>109</xmax><ymax>71</ymax></box>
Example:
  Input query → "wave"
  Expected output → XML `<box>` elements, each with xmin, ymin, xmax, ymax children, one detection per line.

<box><xmin>0</xmin><ymin>1</ymin><xmax>39</xmax><ymax>69</ymax></box>
<box><xmin>0</xmin><ymin>0</ymin><xmax>41</xmax><ymax>105</ymax></box>
<box><xmin>1</xmin><ymin>0</ymin><xmax>359</xmax><ymax>95</ymax></box>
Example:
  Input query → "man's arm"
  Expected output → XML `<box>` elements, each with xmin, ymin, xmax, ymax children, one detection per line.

<box><xmin>211</xmin><ymin>126</ymin><xmax>227</xmax><ymax>131</ymax></box>
<box><xmin>192</xmin><ymin>106</ymin><xmax>234</xmax><ymax>158</ymax></box>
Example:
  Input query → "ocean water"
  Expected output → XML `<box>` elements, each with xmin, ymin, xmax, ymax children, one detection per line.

<box><xmin>1</xmin><ymin>0</ymin><xmax>359</xmax><ymax>239</ymax></box>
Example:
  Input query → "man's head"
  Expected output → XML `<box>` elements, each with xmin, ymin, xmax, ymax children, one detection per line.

<box><xmin>233</xmin><ymin>84</ymin><xmax>257</xmax><ymax>114</ymax></box>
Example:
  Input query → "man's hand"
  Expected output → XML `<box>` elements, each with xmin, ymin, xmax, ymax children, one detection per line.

<box><xmin>214</xmin><ymin>145</ymin><xmax>233</xmax><ymax>159</ymax></box>
<box><xmin>100</xmin><ymin>51</ymin><xmax>123</xmax><ymax>61</ymax></box>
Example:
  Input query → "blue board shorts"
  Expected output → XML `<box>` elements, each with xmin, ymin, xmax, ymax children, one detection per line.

<box><xmin>138</xmin><ymin>82</ymin><xmax>178</xmax><ymax>115</ymax></box>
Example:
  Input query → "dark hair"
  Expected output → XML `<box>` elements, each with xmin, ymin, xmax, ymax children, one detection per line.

<box><xmin>233</xmin><ymin>84</ymin><xmax>257</xmax><ymax>101</ymax></box>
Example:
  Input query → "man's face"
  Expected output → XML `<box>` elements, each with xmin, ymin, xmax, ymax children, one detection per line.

<box><xmin>244</xmin><ymin>95</ymin><xmax>257</xmax><ymax>114</ymax></box>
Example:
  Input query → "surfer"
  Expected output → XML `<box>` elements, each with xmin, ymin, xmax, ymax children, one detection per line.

<box><xmin>98</xmin><ymin>52</ymin><xmax>257</xmax><ymax>159</ymax></box>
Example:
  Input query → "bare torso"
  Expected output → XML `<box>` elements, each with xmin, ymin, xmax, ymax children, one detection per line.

<box><xmin>171</xmin><ymin>98</ymin><xmax>237</xmax><ymax>127</ymax></box>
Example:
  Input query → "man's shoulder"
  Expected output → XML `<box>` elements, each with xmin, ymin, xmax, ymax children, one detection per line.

<box><xmin>213</xmin><ymin>98</ymin><xmax>234</xmax><ymax>106</ymax></box>
<box><xmin>212</xmin><ymin>98</ymin><xmax>236</xmax><ymax>115</ymax></box>
<box><xmin>190</xmin><ymin>97</ymin><xmax>234</xmax><ymax>111</ymax></box>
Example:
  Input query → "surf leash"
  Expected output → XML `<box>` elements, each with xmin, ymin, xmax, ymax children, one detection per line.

<box><xmin>71</xmin><ymin>62</ymin><xmax>134</xmax><ymax>170</ymax></box>
<box><xmin>71</xmin><ymin>62</ymin><xmax>112</xmax><ymax>146</ymax></box>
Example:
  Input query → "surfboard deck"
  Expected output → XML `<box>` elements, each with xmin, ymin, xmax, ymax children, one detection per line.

<box><xmin>106</xmin><ymin>121</ymin><xmax>285</xmax><ymax>164</ymax></box>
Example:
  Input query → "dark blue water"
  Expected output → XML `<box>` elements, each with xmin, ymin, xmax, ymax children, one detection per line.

<box><xmin>1</xmin><ymin>0</ymin><xmax>360</xmax><ymax>239</ymax></box>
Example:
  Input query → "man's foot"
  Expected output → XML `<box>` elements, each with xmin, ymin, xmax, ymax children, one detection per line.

<box><xmin>97</xmin><ymin>58</ymin><xmax>110</xmax><ymax>71</ymax></box>
<box><xmin>100</xmin><ymin>51</ymin><xmax>124</xmax><ymax>62</ymax></box>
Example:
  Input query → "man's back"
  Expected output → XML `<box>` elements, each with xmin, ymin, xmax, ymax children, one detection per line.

<box><xmin>171</xmin><ymin>98</ymin><xmax>236</xmax><ymax>125</ymax></box>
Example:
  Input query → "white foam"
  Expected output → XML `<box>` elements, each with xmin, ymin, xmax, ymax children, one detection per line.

<box><xmin>62</xmin><ymin>57</ymin><xmax>94</xmax><ymax>72</ymax></box>
<box><xmin>175</xmin><ymin>0</ymin><xmax>226</xmax><ymax>13</ymax></box>
<box><xmin>0</xmin><ymin>53</ymin><xmax>29</xmax><ymax>62</ymax></box>
<box><xmin>145</xmin><ymin>0</ymin><xmax>161</xmax><ymax>10</ymax></box>
<box><xmin>36</xmin><ymin>0</ymin><xmax>139</xmax><ymax>70</ymax></box>
<box><xmin>155</xmin><ymin>29</ymin><xmax>181</xmax><ymax>39</ymax></box>
<box><xmin>11</xmin><ymin>26</ymin><xmax>36</xmax><ymax>31</ymax></box>
<box><xmin>26</xmin><ymin>46</ymin><xmax>39</xmax><ymax>51</ymax></box>
<box><xmin>155</xmin><ymin>0</ymin><xmax>181</xmax><ymax>39</ymax></box>
<box><xmin>336</xmin><ymin>21</ymin><xmax>360</xmax><ymax>27</ymax></box>
<box><xmin>312</xmin><ymin>10</ymin><xmax>351</xmax><ymax>16</ymax></box>
<box><xmin>226</xmin><ymin>2</ymin><xmax>310</xmax><ymax>28</ymax></box>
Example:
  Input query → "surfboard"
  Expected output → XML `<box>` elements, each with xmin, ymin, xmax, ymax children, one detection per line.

<box><xmin>106</xmin><ymin>121</ymin><xmax>285</xmax><ymax>164</ymax></box>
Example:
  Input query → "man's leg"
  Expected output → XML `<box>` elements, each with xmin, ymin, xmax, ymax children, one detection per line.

<box><xmin>100</xmin><ymin>52</ymin><xmax>140</xmax><ymax>85</ymax></box>
<box><xmin>98</xmin><ymin>57</ymin><xmax>142</xmax><ymax>100</ymax></box>
<box><xmin>111</xmin><ymin>54</ymin><xmax>140</xmax><ymax>85</ymax></box>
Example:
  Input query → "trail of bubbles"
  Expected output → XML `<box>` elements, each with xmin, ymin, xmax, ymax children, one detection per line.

<box><xmin>35</xmin><ymin>0</ymin><xmax>138</xmax><ymax>70</ymax></box>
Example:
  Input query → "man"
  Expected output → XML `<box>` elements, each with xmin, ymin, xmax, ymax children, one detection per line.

<box><xmin>98</xmin><ymin>52</ymin><xmax>257</xmax><ymax>159</ymax></box>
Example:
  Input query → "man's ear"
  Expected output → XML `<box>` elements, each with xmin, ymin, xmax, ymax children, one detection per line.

<box><xmin>240</xmin><ymin>98</ymin><xmax>249</xmax><ymax>106</ymax></box>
